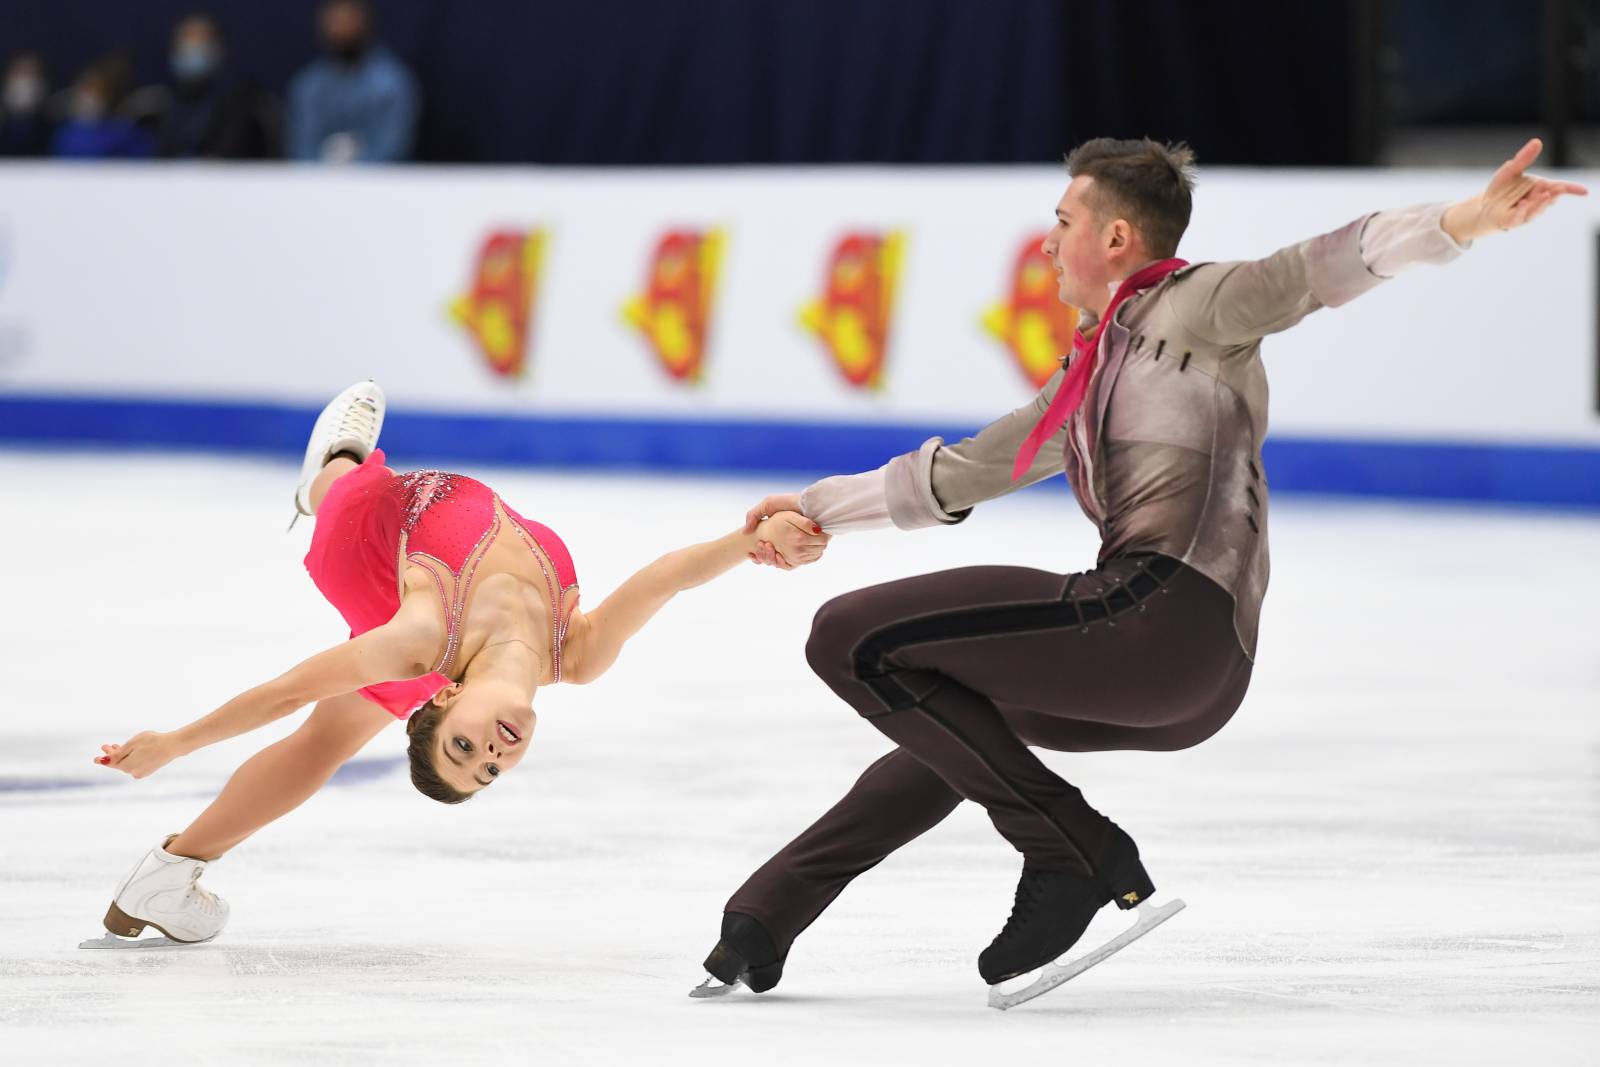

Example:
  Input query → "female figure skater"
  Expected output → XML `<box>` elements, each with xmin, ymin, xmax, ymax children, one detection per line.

<box><xmin>87</xmin><ymin>381</ymin><xmax>825</xmax><ymax>948</ymax></box>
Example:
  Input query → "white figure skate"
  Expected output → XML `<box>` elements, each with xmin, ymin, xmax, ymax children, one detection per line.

<box><xmin>79</xmin><ymin>836</ymin><xmax>229</xmax><ymax>949</ymax></box>
<box><xmin>291</xmin><ymin>378</ymin><xmax>386</xmax><ymax>522</ymax></box>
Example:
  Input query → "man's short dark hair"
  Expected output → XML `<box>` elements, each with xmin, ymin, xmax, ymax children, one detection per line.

<box><xmin>1064</xmin><ymin>138</ymin><xmax>1197</xmax><ymax>259</ymax></box>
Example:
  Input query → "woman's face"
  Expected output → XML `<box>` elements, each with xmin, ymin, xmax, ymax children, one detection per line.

<box><xmin>431</xmin><ymin>685</ymin><xmax>535</xmax><ymax>794</ymax></box>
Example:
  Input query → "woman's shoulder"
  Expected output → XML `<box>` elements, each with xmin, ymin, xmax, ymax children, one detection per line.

<box><xmin>554</xmin><ymin>608</ymin><xmax>593</xmax><ymax>685</ymax></box>
<box><xmin>387</xmin><ymin>584</ymin><xmax>449</xmax><ymax>670</ymax></box>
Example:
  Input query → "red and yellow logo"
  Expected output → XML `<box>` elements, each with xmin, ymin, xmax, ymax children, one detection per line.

<box><xmin>982</xmin><ymin>234</ymin><xmax>1079</xmax><ymax>389</ymax></box>
<box><xmin>450</xmin><ymin>229</ymin><xmax>546</xmax><ymax>379</ymax></box>
<box><xmin>622</xmin><ymin>229</ymin><xmax>724</xmax><ymax>384</ymax></box>
<box><xmin>799</xmin><ymin>231</ymin><xmax>905</xmax><ymax>390</ymax></box>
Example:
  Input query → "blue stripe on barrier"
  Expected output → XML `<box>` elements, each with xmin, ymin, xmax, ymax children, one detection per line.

<box><xmin>1</xmin><ymin>392</ymin><xmax>1597</xmax><ymax>508</ymax></box>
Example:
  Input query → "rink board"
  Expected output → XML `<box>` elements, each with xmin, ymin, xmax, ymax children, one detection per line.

<box><xmin>0</xmin><ymin>163</ymin><xmax>1597</xmax><ymax>505</ymax></box>
<box><xmin>3</xmin><ymin>391</ymin><xmax>1599</xmax><ymax>507</ymax></box>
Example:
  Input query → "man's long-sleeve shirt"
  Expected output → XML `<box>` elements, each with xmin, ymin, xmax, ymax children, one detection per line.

<box><xmin>798</xmin><ymin>203</ymin><xmax>1469</xmax><ymax>659</ymax></box>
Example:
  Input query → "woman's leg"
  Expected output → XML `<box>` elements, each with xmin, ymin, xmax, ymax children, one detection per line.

<box><xmin>166</xmin><ymin>691</ymin><xmax>394</xmax><ymax>860</ymax></box>
<box><xmin>308</xmin><ymin>455</ymin><xmax>359</xmax><ymax>515</ymax></box>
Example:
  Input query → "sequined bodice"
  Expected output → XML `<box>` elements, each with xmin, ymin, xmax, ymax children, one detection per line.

<box><xmin>390</xmin><ymin>470</ymin><xmax>579</xmax><ymax>683</ymax></box>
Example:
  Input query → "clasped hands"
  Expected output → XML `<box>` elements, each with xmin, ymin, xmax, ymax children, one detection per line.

<box><xmin>744</xmin><ymin>493</ymin><xmax>830</xmax><ymax>570</ymax></box>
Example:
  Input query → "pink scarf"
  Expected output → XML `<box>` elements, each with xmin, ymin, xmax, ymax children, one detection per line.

<box><xmin>1009</xmin><ymin>257</ymin><xmax>1188</xmax><ymax>481</ymax></box>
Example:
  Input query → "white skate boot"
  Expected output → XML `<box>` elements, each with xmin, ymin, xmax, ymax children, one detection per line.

<box><xmin>79</xmin><ymin>836</ymin><xmax>229</xmax><ymax>949</ymax></box>
<box><xmin>291</xmin><ymin>379</ymin><xmax>386</xmax><ymax>521</ymax></box>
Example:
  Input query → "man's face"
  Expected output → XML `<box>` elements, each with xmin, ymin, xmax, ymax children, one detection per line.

<box><xmin>174</xmin><ymin>17</ymin><xmax>218</xmax><ymax>52</ymax></box>
<box><xmin>4</xmin><ymin>55</ymin><xmax>44</xmax><ymax>114</ymax></box>
<box><xmin>1040</xmin><ymin>175</ymin><xmax>1125</xmax><ymax>314</ymax></box>
<box><xmin>321</xmin><ymin>3</ymin><xmax>369</xmax><ymax>50</ymax></box>
<box><xmin>7</xmin><ymin>55</ymin><xmax>42</xmax><ymax>84</ymax></box>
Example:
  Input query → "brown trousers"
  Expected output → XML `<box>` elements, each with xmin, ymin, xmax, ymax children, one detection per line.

<box><xmin>725</xmin><ymin>555</ymin><xmax>1253</xmax><ymax>955</ymax></box>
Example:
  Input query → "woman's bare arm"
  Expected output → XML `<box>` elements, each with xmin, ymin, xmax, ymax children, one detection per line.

<box><xmin>100</xmin><ymin>604</ymin><xmax>438</xmax><ymax>779</ymax></box>
<box><xmin>562</xmin><ymin>513</ymin><xmax>822</xmax><ymax>685</ymax></box>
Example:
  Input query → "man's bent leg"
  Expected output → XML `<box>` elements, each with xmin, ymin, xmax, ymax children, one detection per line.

<box><xmin>864</xmin><ymin>679</ymin><xmax>1113</xmax><ymax>872</ymax></box>
<box><xmin>725</xmin><ymin>747</ymin><xmax>961</xmax><ymax>955</ymax></box>
<box><xmin>807</xmin><ymin>559</ymin><xmax>1239</xmax><ymax>872</ymax></box>
<box><xmin>805</xmin><ymin>565</ymin><xmax>1124</xmax><ymax>873</ymax></box>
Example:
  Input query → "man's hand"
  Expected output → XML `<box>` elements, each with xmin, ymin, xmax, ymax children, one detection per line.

<box><xmin>752</xmin><ymin>511</ymin><xmax>830</xmax><ymax>570</ymax></box>
<box><xmin>1443</xmin><ymin>138</ymin><xmax>1588</xmax><ymax>244</ymax></box>
<box><xmin>95</xmin><ymin>731</ymin><xmax>185</xmax><ymax>780</ymax></box>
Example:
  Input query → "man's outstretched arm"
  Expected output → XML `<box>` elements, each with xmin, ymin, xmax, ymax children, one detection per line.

<box><xmin>746</xmin><ymin>369</ymin><xmax>1071</xmax><ymax>567</ymax></box>
<box><xmin>1166</xmin><ymin>138</ymin><xmax>1585</xmax><ymax>347</ymax></box>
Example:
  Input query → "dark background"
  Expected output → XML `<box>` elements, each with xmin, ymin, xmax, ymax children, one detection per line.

<box><xmin>0</xmin><ymin>0</ymin><xmax>1590</xmax><ymax>165</ymax></box>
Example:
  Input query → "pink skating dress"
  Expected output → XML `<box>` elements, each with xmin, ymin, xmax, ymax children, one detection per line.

<box><xmin>302</xmin><ymin>450</ymin><xmax>579</xmax><ymax>718</ymax></box>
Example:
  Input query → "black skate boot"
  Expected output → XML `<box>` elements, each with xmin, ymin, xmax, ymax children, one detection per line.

<box><xmin>977</xmin><ymin>826</ymin><xmax>1155</xmax><ymax>985</ymax></box>
<box><xmin>701</xmin><ymin>912</ymin><xmax>786</xmax><ymax>993</ymax></box>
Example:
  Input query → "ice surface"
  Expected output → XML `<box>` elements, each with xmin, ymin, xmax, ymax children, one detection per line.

<box><xmin>1</xmin><ymin>451</ymin><xmax>1597</xmax><ymax>1065</ymax></box>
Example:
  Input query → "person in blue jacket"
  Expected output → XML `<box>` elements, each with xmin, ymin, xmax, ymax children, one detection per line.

<box><xmin>286</xmin><ymin>0</ymin><xmax>419</xmax><ymax>163</ymax></box>
<box><xmin>52</xmin><ymin>55</ymin><xmax>154</xmax><ymax>160</ymax></box>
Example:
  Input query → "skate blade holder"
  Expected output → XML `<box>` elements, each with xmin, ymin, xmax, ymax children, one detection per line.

<box><xmin>987</xmin><ymin>897</ymin><xmax>1186</xmax><ymax>1011</ymax></box>
<box><xmin>80</xmin><ymin>901</ymin><xmax>219</xmax><ymax>950</ymax></box>
<box><xmin>688</xmin><ymin>974</ymin><xmax>746</xmax><ymax>999</ymax></box>
<box><xmin>78</xmin><ymin>932</ymin><xmax>213</xmax><ymax>950</ymax></box>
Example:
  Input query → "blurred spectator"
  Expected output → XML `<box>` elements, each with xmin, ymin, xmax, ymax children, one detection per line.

<box><xmin>123</xmin><ymin>14</ymin><xmax>280</xmax><ymax>159</ymax></box>
<box><xmin>286</xmin><ymin>0</ymin><xmax>418</xmax><ymax>163</ymax></box>
<box><xmin>52</xmin><ymin>54</ymin><xmax>154</xmax><ymax>159</ymax></box>
<box><xmin>0</xmin><ymin>53</ymin><xmax>54</xmax><ymax>157</ymax></box>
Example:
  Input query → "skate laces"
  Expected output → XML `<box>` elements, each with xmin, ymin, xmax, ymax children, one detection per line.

<box><xmin>999</xmin><ymin>869</ymin><xmax>1050</xmax><ymax>936</ymax></box>
<box><xmin>335</xmin><ymin>397</ymin><xmax>379</xmax><ymax>444</ymax></box>
<box><xmin>185</xmin><ymin>865</ymin><xmax>223</xmax><ymax>917</ymax></box>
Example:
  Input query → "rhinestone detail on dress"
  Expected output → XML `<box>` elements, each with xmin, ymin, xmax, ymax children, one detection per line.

<box><xmin>393</xmin><ymin>470</ymin><xmax>574</xmax><ymax>683</ymax></box>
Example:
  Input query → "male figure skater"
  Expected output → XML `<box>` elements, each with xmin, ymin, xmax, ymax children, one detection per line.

<box><xmin>696</xmin><ymin>138</ymin><xmax>1584</xmax><ymax>1006</ymax></box>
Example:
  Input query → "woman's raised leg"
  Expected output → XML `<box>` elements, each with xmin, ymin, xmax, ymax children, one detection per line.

<box><xmin>308</xmin><ymin>455</ymin><xmax>360</xmax><ymax>515</ymax></box>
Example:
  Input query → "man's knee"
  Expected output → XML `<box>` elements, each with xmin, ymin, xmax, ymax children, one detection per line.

<box><xmin>804</xmin><ymin>590</ymin><xmax>876</xmax><ymax>686</ymax></box>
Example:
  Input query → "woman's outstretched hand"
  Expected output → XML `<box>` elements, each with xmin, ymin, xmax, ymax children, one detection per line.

<box><xmin>750</xmin><ymin>510</ymin><xmax>830</xmax><ymax>570</ymax></box>
<box><xmin>95</xmin><ymin>731</ymin><xmax>184</xmax><ymax>779</ymax></box>
<box><xmin>1442</xmin><ymin>138</ymin><xmax>1588</xmax><ymax>243</ymax></box>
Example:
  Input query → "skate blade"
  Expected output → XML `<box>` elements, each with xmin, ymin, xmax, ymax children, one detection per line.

<box><xmin>987</xmin><ymin>897</ymin><xmax>1186</xmax><ymax>1011</ymax></box>
<box><xmin>78</xmin><ymin>932</ymin><xmax>211</xmax><ymax>950</ymax></box>
<box><xmin>688</xmin><ymin>974</ymin><xmax>745</xmax><ymax>999</ymax></box>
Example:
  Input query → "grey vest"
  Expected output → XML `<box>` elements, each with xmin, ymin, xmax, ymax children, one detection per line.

<box><xmin>881</xmin><ymin>208</ymin><xmax>1465</xmax><ymax>659</ymax></box>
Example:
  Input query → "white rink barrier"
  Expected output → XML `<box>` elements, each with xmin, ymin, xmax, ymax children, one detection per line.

<box><xmin>0</xmin><ymin>163</ymin><xmax>1596</xmax><ymax>506</ymax></box>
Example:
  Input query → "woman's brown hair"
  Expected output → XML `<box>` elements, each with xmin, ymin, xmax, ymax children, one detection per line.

<box><xmin>405</xmin><ymin>704</ymin><xmax>473</xmax><ymax>805</ymax></box>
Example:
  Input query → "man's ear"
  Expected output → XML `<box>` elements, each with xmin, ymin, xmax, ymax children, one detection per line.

<box><xmin>1106</xmin><ymin>217</ymin><xmax>1135</xmax><ymax>254</ymax></box>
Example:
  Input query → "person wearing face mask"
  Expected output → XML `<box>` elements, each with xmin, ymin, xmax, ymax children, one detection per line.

<box><xmin>286</xmin><ymin>0</ymin><xmax>419</xmax><ymax>163</ymax></box>
<box><xmin>135</xmin><ymin>14</ymin><xmax>280</xmax><ymax>159</ymax></box>
<box><xmin>0</xmin><ymin>53</ymin><xmax>56</xmax><ymax>157</ymax></box>
<box><xmin>51</xmin><ymin>54</ymin><xmax>154</xmax><ymax>160</ymax></box>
